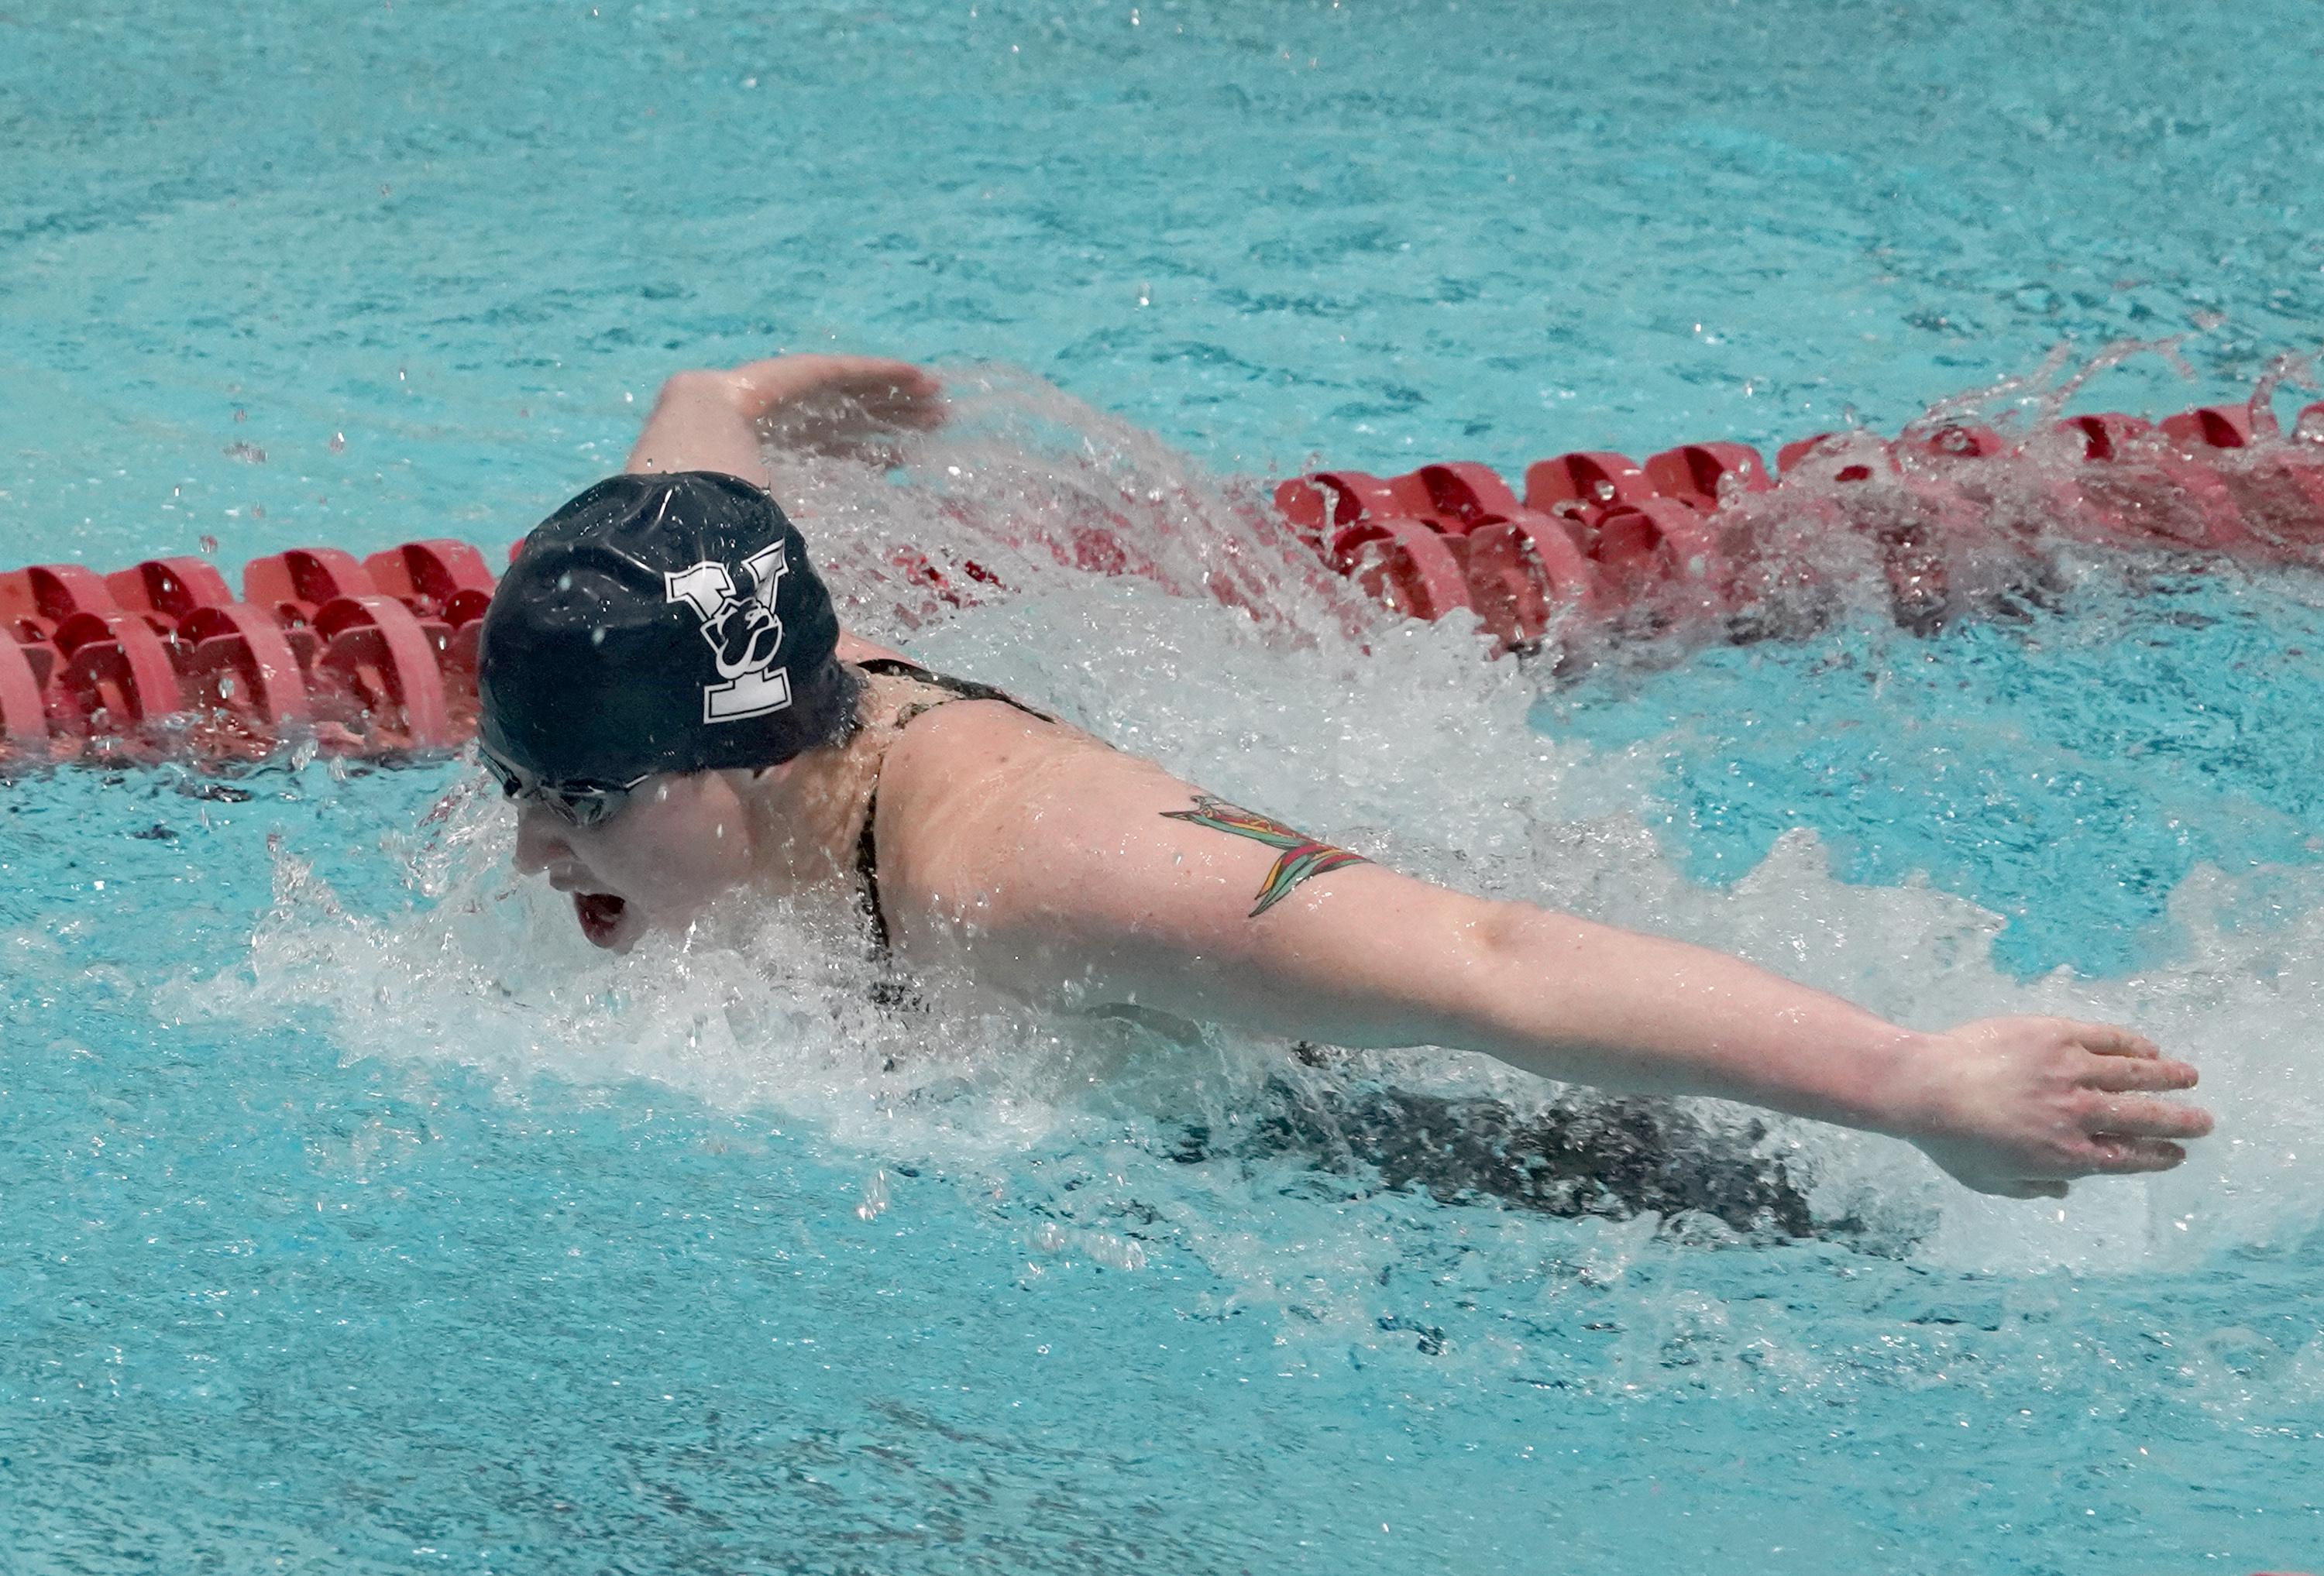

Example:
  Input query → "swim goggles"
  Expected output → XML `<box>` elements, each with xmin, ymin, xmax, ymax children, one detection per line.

<box><xmin>480</xmin><ymin>743</ymin><xmax>649</xmax><ymax>829</ymax></box>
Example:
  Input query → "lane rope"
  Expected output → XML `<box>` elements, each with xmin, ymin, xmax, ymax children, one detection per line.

<box><xmin>5</xmin><ymin>397</ymin><xmax>2319</xmax><ymax>767</ymax></box>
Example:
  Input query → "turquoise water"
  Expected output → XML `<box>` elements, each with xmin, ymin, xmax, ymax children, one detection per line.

<box><xmin>6</xmin><ymin>2</ymin><xmax>2324</xmax><ymax>1571</ymax></box>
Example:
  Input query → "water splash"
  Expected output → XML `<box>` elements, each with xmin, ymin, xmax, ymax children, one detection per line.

<box><xmin>170</xmin><ymin>367</ymin><xmax>2324</xmax><ymax>1309</ymax></box>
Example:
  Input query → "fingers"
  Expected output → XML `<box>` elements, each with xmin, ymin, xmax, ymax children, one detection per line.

<box><xmin>816</xmin><ymin>359</ymin><xmax>944</xmax><ymax>404</ymax></box>
<box><xmin>2080</xmin><ymin>1052</ymin><xmax>2200</xmax><ymax>1093</ymax></box>
<box><xmin>731</xmin><ymin>355</ymin><xmax>947</xmax><ymax>432</ymax></box>
<box><xmin>2061</xmin><ymin>1019</ymin><xmax>2162</xmax><ymax>1059</ymax></box>
<box><xmin>803</xmin><ymin>373</ymin><xmax>945</xmax><ymax>432</ymax></box>
<box><xmin>2085</xmin><ymin>1092</ymin><xmax>2213</xmax><ymax>1140</ymax></box>
<box><xmin>2097</xmin><ymin>1094</ymin><xmax>2215</xmax><ymax>1140</ymax></box>
<box><xmin>816</xmin><ymin>355</ymin><xmax>937</xmax><ymax>390</ymax></box>
<box><xmin>834</xmin><ymin>379</ymin><xmax>945</xmax><ymax>424</ymax></box>
<box><xmin>2082</xmin><ymin>1135</ymin><xmax>2188</xmax><ymax>1173</ymax></box>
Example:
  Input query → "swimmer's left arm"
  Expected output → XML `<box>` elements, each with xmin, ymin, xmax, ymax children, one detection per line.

<box><xmin>624</xmin><ymin>355</ymin><xmax>944</xmax><ymax>487</ymax></box>
<box><xmin>892</xmin><ymin>729</ymin><xmax>2211</xmax><ymax>1198</ymax></box>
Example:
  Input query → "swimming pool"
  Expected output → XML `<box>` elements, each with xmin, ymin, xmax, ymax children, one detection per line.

<box><xmin>5</xmin><ymin>0</ymin><xmax>2322</xmax><ymax>1569</ymax></box>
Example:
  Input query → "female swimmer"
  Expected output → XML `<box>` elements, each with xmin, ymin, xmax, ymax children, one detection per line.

<box><xmin>479</xmin><ymin>352</ymin><xmax>2213</xmax><ymax>1202</ymax></box>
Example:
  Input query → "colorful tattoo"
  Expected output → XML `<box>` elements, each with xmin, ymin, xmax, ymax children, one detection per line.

<box><xmin>1160</xmin><ymin>794</ymin><xmax>1369</xmax><ymax>917</ymax></box>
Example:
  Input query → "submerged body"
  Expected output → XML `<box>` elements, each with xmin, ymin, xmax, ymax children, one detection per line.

<box><xmin>490</xmin><ymin>354</ymin><xmax>2214</xmax><ymax>1203</ymax></box>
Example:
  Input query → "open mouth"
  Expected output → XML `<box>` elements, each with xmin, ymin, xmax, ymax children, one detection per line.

<box><xmin>573</xmin><ymin>891</ymin><xmax>629</xmax><ymax>947</ymax></box>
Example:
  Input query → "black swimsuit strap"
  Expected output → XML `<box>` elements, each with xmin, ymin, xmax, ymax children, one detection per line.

<box><xmin>854</xmin><ymin>658</ymin><xmax>1057</xmax><ymax>727</ymax></box>
<box><xmin>851</xmin><ymin>659</ymin><xmax>1054</xmax><ymax>955</ymax></box>
<box><xmin>854</xmin><ymin>784</ymin><xmax>891</xmax><ymax>953</ymax></box>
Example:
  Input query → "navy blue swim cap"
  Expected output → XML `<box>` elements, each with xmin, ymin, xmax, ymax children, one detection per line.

<box><xmin>477</xmin><ymin>470</ymin><xmax>855</xmax><ymax>786</ymax></box>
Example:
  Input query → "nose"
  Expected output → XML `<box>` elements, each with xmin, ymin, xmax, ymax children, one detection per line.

<box><xmin>511</xmin><ymin>803</ymin><xmax>569</xmax><ymax>875</ymax></box>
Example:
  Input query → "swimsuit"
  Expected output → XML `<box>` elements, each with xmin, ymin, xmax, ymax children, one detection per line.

<box><xmin>849</xmin><ymin>658</ymin><xmax>1056</xmax><ymax>956</ymax></box>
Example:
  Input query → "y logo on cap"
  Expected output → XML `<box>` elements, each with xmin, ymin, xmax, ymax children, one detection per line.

<box><xmin>664</xmin><ymin>544</ymin><xmax>792</xmax><ymax>722</ymax></box>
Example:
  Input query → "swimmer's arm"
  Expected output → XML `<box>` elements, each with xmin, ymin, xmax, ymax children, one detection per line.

<box><xmin>896</xmin><ymin>733</ymin><xmax>2211</xmax><ymax>1198</ymax></box>
<box><xmin>624</xmin><ymin>355</ymin><xmax>944</xmax><ymax>486</ymax></box>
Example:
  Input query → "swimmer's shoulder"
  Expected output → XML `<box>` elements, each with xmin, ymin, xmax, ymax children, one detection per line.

<box><xmin>865</xmin><ymin>671</ymin><xmax>1179</xmax><ymax>922</ymax></box>
<box><xmin>872</xmin><ymin>665</ymin><xmax>1115</xmax><ymax>794</ymax></box>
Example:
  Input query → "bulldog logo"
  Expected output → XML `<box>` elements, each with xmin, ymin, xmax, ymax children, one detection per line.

<box><xmin>664</xmin><ymin>544</ymin><xmax>793</xmax><ymax>722</ymax></box>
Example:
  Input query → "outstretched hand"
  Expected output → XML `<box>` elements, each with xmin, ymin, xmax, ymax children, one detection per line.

<box><xmin>1895</xmin><ymin>1016</ymin><xmax>2212</xmax><ymax>1199</ymax></box>
<box><xmin>727</xmin><ymin>354</ymin><xmax>946</xmax><ymax>464</ymax></box>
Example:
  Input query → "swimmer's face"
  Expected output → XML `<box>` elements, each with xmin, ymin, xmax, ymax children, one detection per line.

<box><xmin>512</xmin><ymin>771</ymin><xmax>755</xmax><ymax>950</ymax></box>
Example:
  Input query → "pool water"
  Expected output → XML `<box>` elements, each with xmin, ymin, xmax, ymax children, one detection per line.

<box><xmin>5</xmin><ymin>2</ymin><xmax>2323</xmax><ymax>1571</ymax></box>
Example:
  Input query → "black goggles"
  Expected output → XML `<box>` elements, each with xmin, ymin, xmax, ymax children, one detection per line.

<box><xmin>480</xmin><ymin>744</ymin><xmax>649</xmax><ymax>829</ymax></box>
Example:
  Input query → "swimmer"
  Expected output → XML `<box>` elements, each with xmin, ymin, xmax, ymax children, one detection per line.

<box><xmin>480</xmin><ymin>353</ymin><xmax>2214</xmax><ymax>1202</ymax></box>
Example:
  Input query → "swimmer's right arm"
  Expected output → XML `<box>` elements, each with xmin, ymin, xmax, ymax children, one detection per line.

<box><xmin>624</xmin><ymin>355</ymin><xmax>944</xmax><ymax>488</ymax></box>
<box><xmin>890</xmin><ymin>723</ymin><xmax>2213</xmax><ymax>1200</ymax></box>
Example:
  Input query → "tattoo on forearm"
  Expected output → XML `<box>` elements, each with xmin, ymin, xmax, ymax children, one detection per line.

<box><xmin>1160</xmin><ymin>794</ymin><xmax>1369</xmax><ymax>917</ymax></box>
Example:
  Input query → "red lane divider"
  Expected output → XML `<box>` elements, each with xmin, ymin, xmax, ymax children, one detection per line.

<box><xmin>1464</xmin><ymin>509</ymin><xmax>1600</xmax><ymax>647</ymax></box>
<box><xmin>2161</xmin><ymin>401</ymin><xmax>2276</xmax><ymax>451</ymax></box>
<box><xmin>309</xmin><ymin>595</ymin><xmax>456</xmax><ymax>754</ymax></box>
<box><xmin>8</xmin><ymin>391</ymin><xmax>2324</xmax><ymax>767</ymax></box>
<box><xmin>51</xmin><ymin>610</ymin><xmax>184</xmax><ymax>740</ymax></box>
<box><xmin>1525</xmin><ymin>450</ymin><xmax>1655</xmax><ymax>521</ymax></box>
<box><xmin>1413</xmin><ymin>461</ymin><xmax>1522</xmax><ymax>526</ymax></box>
<box><xmin>0</xmin><ymin>537</ymin><xmax>497</xmax><ymax>767</ymax></box>
<box><xmin>1592</xmin><ymin>497</ymin><xmax>1730</xmax><ymax>616</ymax></box>
<box><xmin>0</xmin><ymin>563</ymin><xmax>121</xmax><ymax>647</ymax></box>
<box><xmin>0</xmin><ymin>635</ymin><xmax>46</xmax><ymax>750</ymax></box>
<box><xmin>1329</xmin><ymin>517</ymin><xmax>1473</xmax><ymax>622</ymax></box>
<box><xmin>244</xmin><ymin>548</ymin><xmax>379</xmax><ymax>632</ymax></box>
<box><xmin>108</xmin><ymin>557</ymin><xmax>236</xmax><ymax>632</ymax></box>
<box><xmin>180</xmin><ymin>604</ymin><xmax>312</xmax><ymax>733</ymax></box>
<box><xmin>1642</xmin><ymin>442</ymin><xmax>1772</xmax><ymax>512</ymax></box>
<box><xmin>1277</xmin><ymin>396</ymin><xmax>2324</xmax><ymax>652</ymax></box>
<box><xmin>2053</xmin><ymin>412</ymin><xmax>2263</xmax><ymax>555</ymax></box>
<box><xmin>364</xmin><ymin>539</ymin><xmax>496</xmax><ymax>625</ymax></box>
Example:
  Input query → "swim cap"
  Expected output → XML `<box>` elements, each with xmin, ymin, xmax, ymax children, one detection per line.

<box><xmin>477</xmin><ymin>470</ymin><xmax>854</xmax><ymax>785</ymax></box>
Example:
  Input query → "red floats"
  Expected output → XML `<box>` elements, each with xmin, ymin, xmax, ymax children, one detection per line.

<box><xmin>1642</xmin><ymin>443</ymin><xmax>1772</xmax><ymax>513</ymax></box>
<box><xmin>2142</xmin><ymin>406</ymin><xmax>2324</xmax><ymax>551</ymax></box>
<box><xmin>1906</xmin><ymin>422</ymin><xmax>2009</xmax><ymax>461</ymax></box>
<box><xmin>0</xmin><ymin>563</ymin><xmax>120</xmax><ymax>644</ymax></box>
<box><xmin>0</xmin><ymin>634</ymin><xmax>53</xmax><ymax>754</ymax></box>
<box><xmin>1328</xmin><ymin>517</ymin><xmax>1473</xmax><ymax>622</ymax></box>
<box><xmin>1776</xmin><ymin>431</ymin><xmax>1892</xmax><ymax>481</ymax></box>
<box><xmin>1524</xmin><ymin>451</ymin><xmax>1655</xmax><ymax>521</ymax></box>
<box><xmin>0</xmin><ymin>535</ymin><xmax>510</xmax><ymax>767</ymax></box>
<box><xmin>12</xmin><ymin>384</ymin><xmax>2324</xmax><ymax>772</ymax></box>
<box><xmin>178</xmin><ymin>604</ymin><xmax>312</xmax><ymax>733</ymax></box>
<box><xmin>106</xmin><ymin>557</ymin><xmax>237</xmax><ymax>632</ymax></box>
<box><xmin>1463</xmin><ymin>512</ymin><xmax>1598</xmax><ymax>647</ymax></box>
<box><xmin>360</xmin><ymin>539</ymin><xmax>497</xmax><ymax>727</ymax></box>
<box><xmin>1276</xmin><ymin>393</ymin><xmax>2324</xmax><ymax>654</ymax></box>
<box><xmin>242</xmin><ymin>548</ymin><xmax>380</xmax><ymax>630</ymax></box>
<box><xmin>364</xmin><ymin>539</ymin><xmax>497</xmax><ymax>626</ymax></box>
<box><xmin>2161</xmin><ymin>402</ymin><xmax>2277</xmax><ymax>451</ymax></box>
<box><xmin>308</xmin><ymin>596</ymin><xmax>457</xmax><ymax>754</ymax></box>
<box><xmin>1410</xmin><ymin>462</ymin><xmax>1522</xmax><ymax>527</ymax></box>
<box><xmin>1273</xmin><ymin>470</ymin><xmax>1404</xmax><ymax>552</ymax></box>
<box><xmin>47</xmin><ymin>612</ymin><xmax>184</xmax><ymax>745</ymax></box>
<box><xmin>1277</xmin><ymin>461</ymin><xmax>1601</xmax><ymax>643</ymax></box>
<box><xmin>2052</xmin><ymin>412</ymin><xmax>2260</xmax><ymax>555</ymax></box>
<box><xmin>1588</xmin><ymin>498</ymin><xmax>1730</xmax><ymax>615</ymax></box>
